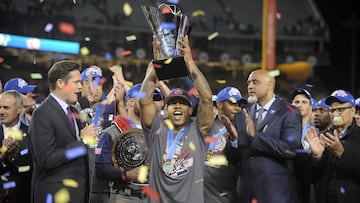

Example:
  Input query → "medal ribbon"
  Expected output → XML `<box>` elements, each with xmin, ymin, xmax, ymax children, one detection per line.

<box><xmin>167</xmin><ymin>127</ymin><xmax>187</xmax><ymax>160</ymax></box>
<box><xmin>127</xmin><ymin>119</ymin><xmax>138</xmax><ymax>128</ymax></box>
<box><xmin>302</xmin><ymin>120</ymin><xmax>311</xmax><ymax>140</ymax></box>
<box><xmin>208</xmin><ymin>126</ymin><xmax>226</xmax><ymax>151</ymax></box>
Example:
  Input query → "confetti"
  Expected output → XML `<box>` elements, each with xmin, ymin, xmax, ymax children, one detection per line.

<box><xmin>123</xmin><ymin>2</ymin><xmax>132</xmax><ymax>16</ymax></box>
<box><xmin>63</xmin><ymin>179</ymin><xmax>79</xmax><ymax>188</ymax></box>
<box><xmin>46</xmin><ymin>194</ymin><xmax>53</xmax><ymax>203</ymax></box>
<box><xmin>121</xmin><ymin>50</ymin><xmax>132</xmax><ymax>56</ymax></box>
<box><xmin>207</xmin><ymin>32</ymin><xmax>219</xmax><ymax>40</ymax></box>
<box><xmin>189</xmin><ymin>141</ymin><xmax>195</xmax><ymax>151</ymax></box>
<box><xmin>229</xmin><ymin>97</ymin><xmax>237</xmax><ymax>103</ymax></box>
<box><xmin>194</xmin><ymin>178</ymin><xmax>203</xmax><ymax>183</ymax></box>
<box><xmin>192</xmin><ymin>10</ymin><xmax>206</xmax><ymax>17</ymax></box>
<box><xmin>142</xmin><ymin>186</ymin><xmax>160</xmax><ymax>201</ymax></box>
<box><xmin>137</xmin><ymin>165</ymin><xmax>148</xmax><ymax>183</ymax></box>
<box><xmin>54</xmin><ymin>188</ymin><xmax>70</xmax><ymax>203</ymax></box>
<box><xmin>285</xmin><ymin>149</ymin><xmax>297</xmax><ymax>156</ymax></box>
<box><xmin>65</xmin><ymin>145</ymin><xmax>87</xmax><ymax>160</ymax></box>
<box><xmin>126</xmin><ymin>35</ymin><xmax>137</xmax><ymax>41</ymax></box>
<box><xmin>164</xmin><ymin>58</ymin><xmax>173</xmax><ymax>64</ymax></box>
<box><xmin>0</xmin><ymin>146</ymin><xmax>8</xmax><ymax>154</ymax></box>
<box><xmin>268</xmin><ymin>69</ymin><xmax>280</xmax><ymax>77</ymax></box>
<box><xmin>204</xmin><ymin>136</ymin><xmax>217</xmax><ymax>143</ymax></box>
<box><xmin>216</xmin><ymin>79</ymin><xmax>226</xmax><ymax>84</ymax></box>
<box><xmin>286</xmin><ymin>135</ymin><xmax>297</xmax><ymax>142</ymax></box>
<box><xmin>340</xmin><ymin>186</ymin><xmax>346</xmax><ymax>194</ymax></box>
<box><xmin>82</xmin><ymin>135</ymin><xmax>97</xmax><ymax>146</ymax></box>
<box><xmin>207</xmin><ymin>155</ymin><xmax>228</xmax><ymax>166</ymax></box>
<box><xmin>125</xmin><ymin>81</ymin><xmax>134</xmax><ymax>87</ymax></box>
<box><xmin>7</xmin><ymin>129</ymin><xmax>23</xmax><ymax>141</ymax></box>
<box><xmin>164</xmin><ymin>119</ymin><xmax>174</xmax><ymax>130</ymax></box>
<box><xmin>95</xmin><ymin>147</ymin><xmax>102</xmax><ymax>155</ymax></box>
<box><xmin>162</xmin><ymin>7</ymin><xmax>171</xmax><ymax>14</ymax></box>
<box><xmin>251</xmin><ymin>198</ymin><xmax>258</xmax><ymax>203</ymax></box>
<box><xmin>18</xmin><ymin>165</ymin><xmax>31</xmax><ymax>173</ymax></box>
<box><xmin>160</xmin><ymin>22</ymin><xmax>176</xmax><ymax>30</ymax></box>
<box><xmin>3</xmin><ymin>181</ymin><xmax>16</xmax><ymax>189</ymax></box>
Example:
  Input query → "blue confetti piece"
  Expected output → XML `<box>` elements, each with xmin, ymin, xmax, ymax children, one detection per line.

<box><xmin>167</xmin><ymin>0</ymin><xmax>179</xmax><ymax>4</ymax></box>
<box><xmin>286</xmin><ymin>135</ymin><xmax>296</xmax><ymax>142</ymax></box>
<box><xmin>340</xmin><ymin>186</ymin><xmax>346</xmax><ymax>194</ymax></box>
<box><xmin>304</xmin><ymin>84</ymin><xmax>314</xmax><ymax>88</ymax></box>
<box><xmin>132</xmin><ymin>91</ymin><xmax>147</xmax><ymax>99</ymax></box>
<box><xmin>3</xmin><ymin>181</ymin><xmax>16</xmax><ymax>189</ymax></box>
<box><xmin>65</xmin><ymin>145</ymin><xmax>87</xmax><ymax>160</ymax></box>
<box><xmin>295</xmin><ymin>149</ymin><xmax>308</xmax><ymax>154</ymax></box>
<box><xmin>160</xmin><ymin>22</ymin><xmax>176</xmax><ymax>30</ymax></box>
<box><xmin>46</xmin><ymin>193</ymin><xmax>53</xmax><ymax>203</ymax></box>
<box><xmin>20</xmin><ymin>148</ymin><xmax>29</xmax><ymax>156</ymax></box>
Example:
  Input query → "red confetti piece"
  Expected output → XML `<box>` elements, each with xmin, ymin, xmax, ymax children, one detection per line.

<box><xmin>153</xmin><ymin>63</ymin><xmax>162</xmax><ymax>69</ymax></box>
<box><xmin>162</xmin><ymin>7</ymin><xmax>171</xmax><ymax>14</ymax></box>
<box><xmin>188</xmin><ymin>87</ymin><xmax>198</xmax><ymax>96</ymax></box>
<box><xmin>251</xmin><ymin>198</ymin><xmax>258</xmax><ymax>203</ymax></box>
<box><xmin>0</xmin><ymin>57</ymin><xmax>4</xmax><ymax>63</ymax></box>
<box><xmin>204</xmin><ymin>136</ymin><xmax>217</xmax><ymax>143</ymax></box>
<box><xmin>58</xmin><ymin>22</ymin><xmax>75</xmax><ymax>35</ymax></box>
<box><xmin>142</xmin><ymin>186</ymin><xmax>160</xmax><ymax>201</ymax></box>
<box><xmin>286</xmin><ymin>104</ymin><xmax>295</xmax><ymax>112</ymax></box>
<box><xmin>121</xmin><ymin>50</ymin><xmax>132</xmax><ymax>56</ymax></box>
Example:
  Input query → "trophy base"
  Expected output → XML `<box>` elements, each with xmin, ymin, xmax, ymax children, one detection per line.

<box><xmin>153</xmin><ymin>56</ymin><xmax>189</xmax><ymax>80</ymax></box>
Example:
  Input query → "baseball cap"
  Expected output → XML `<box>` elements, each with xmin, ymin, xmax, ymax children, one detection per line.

<box><xmin>165</xmin><ymin>88</ymin><xmax>191</xmax><ymax>106</ymax></box>
<box><xmin>354</xmin><ymin>97</ymin><xmax>360</xmax><ymax>109</ymax></box>
<box><xmin>289</xmin><ymin>88</ymin><xmax>313</xmax><ymax>103</ymax></box>
<box><xmin>315</xmin><ymin>98</ymin><xmax>330</xmax><ymax>110</ymax></box>
<box><xmin>216</xmin><ymin>87</ymin><xmax>247</xmax><ymax>104</ymax></box>
<box><xmin>125</xmin><ymin>84</ymin><xmax>143</xmax><ymax>101</ymax></box>
<box><xmin>80</xmin><ymin>67</ymin><xmax>103</xmax><ymax>87</ymax></box>
<box><xmin>311</xmin><ymin>97</ymin><xmax>317</xmax><ymax>110</ymax></box>
<box><xmin>4</xmin><ymin>78</ymin><xmax>37</xmax><ymax>94</ymax></box>
<box><xmin>325</xmin><ymin>89</ymin><xmax>355</xmax><ymax>106</ymax></box>
<box><xmin>153</xmin><ymin>88</ymin><xmax>164</xmax><ymax>101</ymax></box>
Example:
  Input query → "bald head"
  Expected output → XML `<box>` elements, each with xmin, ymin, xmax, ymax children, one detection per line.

<box><xmin>247</xmin><ymin>69</ymin><xmax>276</xmax><ymax>106</ymax></box>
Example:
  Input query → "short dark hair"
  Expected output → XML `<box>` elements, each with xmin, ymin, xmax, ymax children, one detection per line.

<box><xmin>48</xmin><ymin>60</ymin><xmax>81</xmax><ymax>90</ymax></box>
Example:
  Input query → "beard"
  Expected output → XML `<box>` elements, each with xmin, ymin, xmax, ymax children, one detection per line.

<box><xmin>247</xmin><ymin>95</ymin><xmax>258</xmax><ymax>105</ymax></box>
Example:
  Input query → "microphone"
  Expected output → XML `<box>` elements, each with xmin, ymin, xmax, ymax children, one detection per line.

<box><xmin>78</xmin><ymin>97</ymin><xmax>93</xmax><ymax>124</ymax></box>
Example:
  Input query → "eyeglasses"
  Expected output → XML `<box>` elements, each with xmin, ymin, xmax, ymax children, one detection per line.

<box><xmin>329</xmin><ymin>106</ymin><xmax>353</xmax><ymax>114</ymax></box>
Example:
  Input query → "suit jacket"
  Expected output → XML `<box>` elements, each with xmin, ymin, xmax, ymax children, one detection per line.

<box><xmin>233</xmin><ymin>97</ymin><xmax>302</xmax><ymax>203</ymax></box>
<box><xmin>0</xmin><ymin>122</ymin><xmax>33</xmax><ymax>203</ymax></box>
<box><xmin>29</xmin><ymin>95</ymin><xmax>90</xmax><ymax>203</ymax></box>
<box><xmin>312</xmin><ymin>121</ymin><xmax>360</xmax><ymax>203</ymax></box>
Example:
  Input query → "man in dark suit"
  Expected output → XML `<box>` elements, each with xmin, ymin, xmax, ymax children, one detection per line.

<box><xmin>29</xmin><ymin>60</ymin><xmax>97</xmax><ymax>203</ymax></box>
<box><xmin>0</xmin><ymin>90</ymin><xmax>33</xmax><ymax>203</ymax></box>
<box><xmin>233</xmin><ymin>69</ymin><xmax>302</xmax><ymax>203</ymax></box>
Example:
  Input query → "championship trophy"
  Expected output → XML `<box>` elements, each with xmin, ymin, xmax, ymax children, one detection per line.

<box><xmin>141</xmin><ymin>3</ymin><xmax>191</xmax><ymax>80</ymax></box>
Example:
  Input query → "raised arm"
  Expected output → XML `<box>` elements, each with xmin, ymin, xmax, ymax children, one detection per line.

<box><xmin>139</xmin><ymin>63</ymin><xmax>158</xmax><ymax>128</ymax></box>
<box><xmin>178</xmin><ymin>35</ymin><xmax>213</xmax><ymax>135</ymax></box>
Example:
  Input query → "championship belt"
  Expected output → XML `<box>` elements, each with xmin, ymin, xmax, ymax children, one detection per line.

<box><xmin>111</xmin><ymin>128</ymin><xmax>148</xmax><ymax>171</ymax></box>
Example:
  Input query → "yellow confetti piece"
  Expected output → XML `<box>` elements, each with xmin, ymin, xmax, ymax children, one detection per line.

<box><xmin>189</xmin><ymin>141</ymin><xmax>195</xmax><ymax>151</ymax></box>
<box><xmin>1</xmin><ymin>175</ymin><xmax>8</xmax><ymax>181</ymax></box>
<box><xmin>7</xmin><ymin>129</ymin><xmax>23</xmax><ymax>141</ymax></box>
<box><xmin>164</xmin><ymin>58</ymin><xmax>173</xmax><ymax>64</ymax></box>
<box><xmin>82</xmin><ymin>135</ymin><xmax>97</xmax><ymax>146</ymax></box>
<box><xmin>192</xmin><ymin>10</ymin><xmax>206</xmax><ymax>17</ymax></box>
<box><xmin>126</xmin><ymin>35</ymin><xmax>137</xmax><ymax>41</ymax></box>
<box><xmin>207</xmin><ymin>155</ymin><xmax>228</xmax><ymax>166</ymax></box>
<box><xmin>268</xmin><ymin>69</ymin><xmax>280</xmax><ymax>77</ymax></box>
<box><xmin>164</xmin><ymin>119</ymin><xmax>174</xmax><ymax>130</ymax></box>
<box><xmin>18</xmin><ymin>165</ymin><xmax>31</xmax><ymax>173</ymax></box>
<box><xmin>125</xmin><ymin>81</ymin><xmax>134</xmax><ymax>87</ymax></box>
<box><xmin>54</xmin><ymin>188</ymin><xmax>70</xmax><ymax>203</ymax></box>
<box><xmin>200</xmin><ymin>125</ymin><xmax>210</xmax><ymax>132</ymax></box>
<box><xmin>63</xmin><ymin>179</ymin><xmax>79</xmax><ymax>188</ymax></box>
<box><xmin>0</xmin><ymin>146</ymin><xmax>8</xmax><ymax>154</ymax></box>
<box><xmin>123</xmin><ymin>2</ymin><xmax>132</xmax><ymax>16</ymax></box>
<box><xmin>80</xmin><ymin>112</ymin><xmax>89</xmax><ymax>123</ymax></box>
<box><xmin>220</xmin><ymin>192</ymin><xmax>228</xmax><ymax>196</ymax></box>
<box><xmin>137</xmin><ymin>165</ymin><xmax>148</xmax><ymax>183</ymax></box>
<box><xmin>207</xmin><ymin>32</ymin><xmax>219</xmax><ymax>40</ymax></box>
<box><xmin>216</xmin><ymin>79</ymin><xmax>226</xmax><ymax>84</ymax></box>
<box><xmin>285</xmin><ymin>149</ymin><xmax>296</xmax><ymax>156</ymax></box>
<box><xmin>229</xmin><ymin>97</ymin><xmax>237</xmax><ymax>103</ymax></box>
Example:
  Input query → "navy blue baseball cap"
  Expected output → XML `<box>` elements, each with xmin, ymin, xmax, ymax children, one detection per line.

<box><xmin>4</xmin><ymin>78</ymin><xmax>37</xmax><ymax>94</ymax></box>
<box><xmin>290</xmin><ymin>88</ymin><xmax>313</xmax><ymax>103</ymax></box>
<box><xmin>216</xmin><ymin>87</ymin><xmax>247</xmax><ymax>104</ymax></box>
<box><xmin>165</xmin><ymin>88</ymin><xmax>191</xmax><ymax>106</ymax></box>
<box><xmin>325</xmin><ymin>89</ymin><xmax>355</xmax><ymax>106</ymax></box>
<box><xmin>153</xmin><ymin>88</ymin><xmax>163</xmax><ymax>101</ymax></box>
<box><xmin>315</xmin><ymin>98</ymin><xmax>330</xmax><ymax>110</ymax></box>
